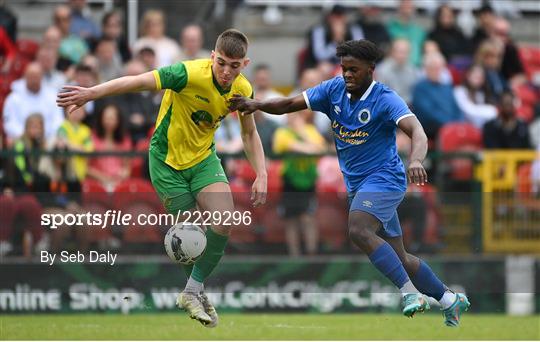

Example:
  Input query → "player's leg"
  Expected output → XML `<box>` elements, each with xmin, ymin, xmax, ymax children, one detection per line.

<box><xmin>149</xmin><ymin>152</ymin><xmax>212</xmax><ymax>325</ymax></box>
<box><xmin>181</xmin><ymin>151</ymin><xmax>235</xmax><ymax>327</ymax></box>
<box><xmin>348</xmin><ymin>192</ymin><xmax>428</xmax><ymax>317</ymax></box>
<box><xmin>189</xmin><ymin>181</ymin><xmax>233</xmax><ymax>328</ymax></box>
<box><xmin>383</xmin><ymin>224</ymin><xmax>470</xmax><ymax>327</ymax></box>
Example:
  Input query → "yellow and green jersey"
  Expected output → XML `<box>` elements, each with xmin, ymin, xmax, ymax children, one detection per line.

<box><xmin>150</xmin><ymin>59</ymin><xmax>253</xmax><ymax>170</ymax></box>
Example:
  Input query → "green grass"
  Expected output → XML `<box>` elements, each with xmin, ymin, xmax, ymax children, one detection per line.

<box><xmin>1</xmin><ymin>313</ymin><xmax>539</xmax><ymax>340</ymax></box>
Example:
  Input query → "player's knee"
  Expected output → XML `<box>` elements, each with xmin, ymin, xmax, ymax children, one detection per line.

<box><xmin>348</xmin><ymin>218</ymin><xmax>376</xmax><ymax>246</ymax></box>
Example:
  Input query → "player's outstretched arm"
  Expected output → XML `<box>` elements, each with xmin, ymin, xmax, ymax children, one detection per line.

<box><xmin>238</xmin><ymin>113</ymin><xmax>267</xmax><ymax>207</ymax></box>
<box><xmin>56</xmin><ymin>71</ymin><xmax>157</xmax><ymax>113</ymax></box>
<box><xmin>229</xmin><ymin>93</ymin><xmax>307</xmax><ymax>115</ymax></box>
<box><xmin>398</xmin><ymin>115</ymin><xmax>428</xmax><ymax>186</ymax></box>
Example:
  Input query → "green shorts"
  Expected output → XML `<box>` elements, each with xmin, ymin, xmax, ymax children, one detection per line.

<box><xmin>149</xmin><ymin>150</ymin><xmax>229</xmax><ymax>214</ymax></box>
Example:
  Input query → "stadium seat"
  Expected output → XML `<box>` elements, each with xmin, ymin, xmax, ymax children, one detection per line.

<box><xmin>113</xmin><ymin>178</ymin><xmax>161</xmax><ymax>210</ymax></box>
<box><xmin>16</xmin><ymin>39</ymin><xmax>39</xmax><ymax>60</ymax></box>
<box><xmin>316</xmin><ymin>204</ymin><xmax>348</xmax><ymax>250</ymax></box>
<box><xmin>121</xmin><ymin>202</ymin><xmax>163</xmax><ymax>243</ymax></box>
<box><xmin>514</xmin><ymin>84</ymin><xmax>538</xmax><ymax>123</ymax></box>
<box><xmin>406</xmin><ymin>183</ymin><xmax>441</xmax><ymax>246</ymax></box>
<box><xmin>438</xmin><ymin>123</ymin><xmax>482</xmax><ymax>180</ymax></box>
<box><xmin>81</xmin><ymin>178</ymin><xmax>110</xmax><ymax>206</ymax></box>
<box><xmin>516</xmin><ymin>163</ymin><xmax>533</xmax><ymax>194</ymax></box>
<box><xmin>519</xmin><ymin>45</ymin><xmax>540</xmax><ymax>82</ymax></box>
<box><xmin>266</xmin><ymin>160</ymin><xmax>283</xmax><ymax>202</ymax></box>
<box><xmin>130</xmin><ymin>138</ymin><xmax>150</xmax><ymax>178</ymax></box>
<box><xmin>113</xmin><ymin>178</ymin><xmax>164</xmax><ymax>244</ymax></box>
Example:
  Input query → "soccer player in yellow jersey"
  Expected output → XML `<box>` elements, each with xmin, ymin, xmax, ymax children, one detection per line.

<box><xmin>57</xmin><ymin>29</ymin><xmax>267</xmax><ymax>327</ymax></box>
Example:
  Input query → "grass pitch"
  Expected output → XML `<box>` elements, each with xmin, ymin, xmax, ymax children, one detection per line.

<box><xmin>1</xmin><ymin>313</ymin><xmax>539</xmax><ymax>340</ymax></box>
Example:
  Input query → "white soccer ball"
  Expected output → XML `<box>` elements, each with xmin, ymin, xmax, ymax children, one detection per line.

<box><xmin>164</xmin><ymin>223</ymin><xmax>207</xmax><ymax>265</ymax></box>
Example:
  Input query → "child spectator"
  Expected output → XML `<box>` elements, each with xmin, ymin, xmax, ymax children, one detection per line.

<box><xmin>273</xmin><ymin>110</ymin><xmax>326</xmax><ymax>256</ymax></box>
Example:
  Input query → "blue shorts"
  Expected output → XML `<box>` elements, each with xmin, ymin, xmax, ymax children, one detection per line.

<box><xmin>347</xmin><ymin>169</ymin><xmax>406</xmax><ymax>238</ymax></box>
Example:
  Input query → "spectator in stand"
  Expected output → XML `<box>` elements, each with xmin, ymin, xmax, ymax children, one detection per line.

<box><xmin>290</xmin><ymin>68</ymin><xmax>330</xmax><ymax>138</ymax></box>
<box><xmin>0</xmin><ymin>26</ymin><xmax>16</xmax><ymax>73</ymax></box>
<box><xmin>355</xmin><ymin>2</ymin><xmax>391</xmax><ymax>54</ymax></box>
<box><xmin>386</xmin><ymin>0</ymin><xmax>426</xmax><ymax>67</ymax></box>
<box><xmin>253</xmin><ymin>108</ymin><xmax>279</xmax><ymax>155</ymax></box>
<box><xmin>53</xmin><ymin>5</ymin><xmax>88</xmax><ymax>65</ymax></box>
<box><xmin>132</xmin><ymin>9</ymin><xmax>180</xmax><ymax>68</ymax></box>
<box><xmin>489</xmin><ymin>17</ymin><xmax>526</xmax><ymax>86</ymax></box>
<box><xmin>136</xmin><ymin>46</ymin><xmax>157</xmax><ymax>71</ymax></box>
<box><xmin>529</xmin><ymin>104</ymin><xmax>540</xmax><ymax>149</ymax></box>
<box><xmin>0</xmin><ymin>1</ymin><xmax>17</xmax><ymax>42</ymax></box>
<box><xmin>376</xmin><ymin>39</ymin><xmax>419</xmax><ymax>104</ymax></box>
<box><xmin>421</xmin><ymin>41</ymin><xmax>453</xmax><ymax>85</ymax></box>
<box><xmin>483</xmin><ymin>91</ymin><xmax>530</xmax><ymax>149</ymax></box>
<box><xmin>94</xmin><ymin>38</ymin><xmax>123</xmax><ymax>82</ymax></box>
<box><xmin>11</xmin><ymin>45</ymin><xmax>66</xmax><ymax>92</ymax></box>
<box><xmin>273</xmin><ymin>109</ymin><xmax>326</xmax><ymax>256</ymax></box>
<box><xmin>176</xmin><ymin>24</ymin><xmax>210</xmax><ymax>61</ymax></box>
<box><xmin>252</xmin><ymin>64</ymin><xmax>285</xmax><ymax>126</ymax></box>
<box><xmin>5</xmin><ymin>113</ymin><xmax>89</xmax><ymax>254</ymax></box>
<box><xmin>112</xmin><ymin>59</ymin><xmax>158</xmax><ymax>144</ymax></box>
<box><xmin>88</xmin><ymin>104</ymin><xmax>131</xmax><ymax>192</ymax></box>
<box><xmin>472</xmin><ymin>4</ymin><xmax>496</xmax><ymax>51</ymax></box>
<box><xmin>92</xmin><ymin>11</ymin><xmax>131</xmax><ymax>63</ymax></box>
<box><xmin>42</xmin><ymin>26</ymin><xmax>72</xmax><ymax>72</ymax></box>
<box><xmin>304</xmin><ymin>5</ymin><xmax>363</xmax><ymax>69</ymax></box>
<box><xmin>69</xmin><ymin>63</ymin><xmax>103</xmax><ymax>126</ymax></box>
<box><xmin>454</xmin><ymin>64</ymin><xmax>498</xmax><ymax>129</ymax></box>
<box><xmin>427</xmin><ymin>4</ymin><xmax>472</xmax><ymax>65</ymax></box>
<box><xmin>412</xmin><ymin>53</ymin><xmax>463</xmax><ymax>139</ymax></box>
<box><xmin>215</xmin><ymin>113</ymin><xmax>243</xmax><ymax>155</ymax></box>
<box><xmin>56</xmin><ymin>106</ymin><xmax>93</xmax><ymax>183</ymax></box>
<box><xmin>68</xmin><ymin>0</ymin><xmax>100</xmax><ymax>42</ymax></box>
<box><xmin>532</xmin><ymin>145</ymin><xmax>540</xmax><ymax>195</ymax></box>
<box><xmin>3</xmin><ymin>62</ymin><xmax>63</xmax><ymax>144</ymax></box>
<box><xmin>475</xmin><ymin>39</ymin><xmax>507</xmax><ymax>103</ymax></box>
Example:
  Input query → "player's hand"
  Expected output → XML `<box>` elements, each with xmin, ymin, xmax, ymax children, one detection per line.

<box><xmin>56</xmin><ymin>85</ymin><xmax>93</xmax><ymax>114</ymax></box>
<box><xmin>228</xmin><ymin>94</ymin><xmax>258</xmax><ymax>115</ymax></box>
<box><xmin>251</xmin><ymin>175</ymin><xmax>267</xmax><ymax>207</ymax></box>
<box><xmin>407</xmin><ymin>160</ymin><xmax>428</xmax><ymax>186</ymax></box>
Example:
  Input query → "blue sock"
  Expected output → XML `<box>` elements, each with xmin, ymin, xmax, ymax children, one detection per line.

<box><xmin>411</xmin><ymin>260</ymin><xmax>446</xmax><ymax>300</ymax></box>
<box><xmin>368</xmin><ymin>243</ymin><xmax>409</xmax><ymax>288</ymax></box>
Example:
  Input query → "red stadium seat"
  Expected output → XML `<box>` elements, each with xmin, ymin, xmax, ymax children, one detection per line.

<box><xmin>16</xmin><ymin>39</ymin><xmax>39</xmax><ymax>60</ymax></box>
<box><xmin>514</xmin><ymin>84</ymin><xmax>538</xmax><ymax>123</ymax></box>
<box><xmin>113</xmin><ymin>178</ymin><xmax>162</xmax><ymax>210</ymax></box>
<box><xmin>81</xmin><ymin>178</ymin><xmax>110</xmax><ymax>206</ymax></box>
<box><xmin>130</xmin><ymin>138</ymin><xmax>150</xmax><ymax>178</ymax></box>
<box><xmin>516</xmin><ymin>163</ymin><xmax>533</xmax><ymax>194</ymax></box>
<box><xmin>519</xmin><ymin>45</ymin><xmax>540</xmax><ymax>82</ymax></box>
<box><xmin>316</xmin><ymin>204</ymin><xmax>348</xmax><ymax>249</ymax></box>
<box><xmin>438</xmin><ymin>123</ymin><xmax>482</xmax><ymax>180</ymax></box>
<box><xmin>121</xmin><ymin>202</ymin><xmax>163</xmax><ymax>243</ymax></box>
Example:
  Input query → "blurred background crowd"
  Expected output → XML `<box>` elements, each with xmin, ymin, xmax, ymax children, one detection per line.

<box><xmin>0</xmin><ymin>0</ymin><xmax>539</xmax><ymax>259</ymax></box>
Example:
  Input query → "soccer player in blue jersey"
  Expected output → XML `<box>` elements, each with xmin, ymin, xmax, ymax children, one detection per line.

<box><xmin>229</xmin><ymin>40</ymin><xmax>470</xmax><ymax>326</ymax></box>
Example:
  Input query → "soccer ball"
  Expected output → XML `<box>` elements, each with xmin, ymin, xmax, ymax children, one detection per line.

<box><xmin>164</xmin><ymin>223</ymin><xmax>207</xmax><ymax>265</ymax></box>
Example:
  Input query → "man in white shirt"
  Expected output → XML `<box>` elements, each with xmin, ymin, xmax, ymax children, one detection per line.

<box><xmin>3</xmin><ymin>63</ymin><xmax>64</xmax><ymax>143</ymax></box>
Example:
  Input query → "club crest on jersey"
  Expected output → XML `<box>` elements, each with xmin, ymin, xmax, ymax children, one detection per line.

<box><xmin>358</xmin><ymin>109</ymin><xmax>371</xmax><ymax>124</ymax></box>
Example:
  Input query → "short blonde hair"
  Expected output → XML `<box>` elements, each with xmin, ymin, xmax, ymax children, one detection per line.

<box><xmin>140</xmin><ymin>9</ymin><xmax>164</xmax><ymax>36</ymax></box>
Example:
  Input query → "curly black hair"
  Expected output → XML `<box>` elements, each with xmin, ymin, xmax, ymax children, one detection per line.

<box><xmin>336</xmin><ymin>40</ymin><xmax>383</xmax><ymax>65</ymax></box>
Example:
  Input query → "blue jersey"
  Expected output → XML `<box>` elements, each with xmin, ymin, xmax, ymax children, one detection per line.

<box><xmin>304</xmin><ymin>77</ymin><xmax>414</xmax><ymax>193</ymax></box>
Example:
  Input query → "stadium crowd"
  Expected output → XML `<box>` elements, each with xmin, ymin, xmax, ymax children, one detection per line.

<box><xmin>0</xmin><ymin>0</ymin><xmax>539</xmax><ymax>257</ymax></box>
